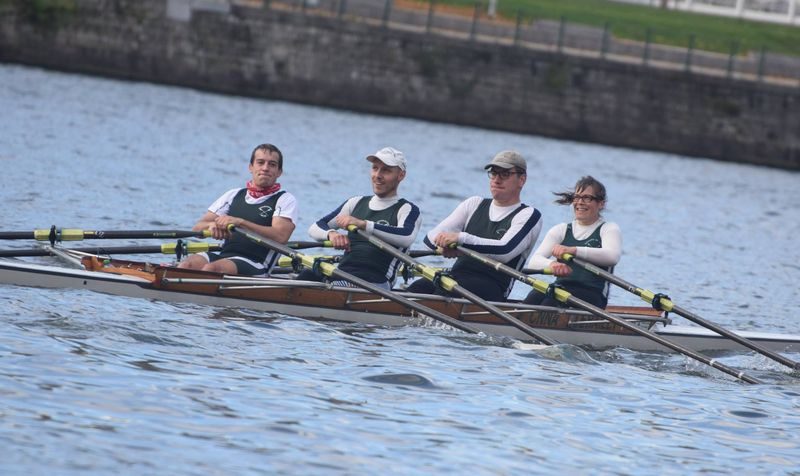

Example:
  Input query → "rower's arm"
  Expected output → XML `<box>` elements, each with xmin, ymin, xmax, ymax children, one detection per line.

<box><xmin>526</xmin><ymin>223</ymin><xmax>567</xmax><ymax>269</ymax></box>
<box><xmin>368</xmin><ymin>202</ymin><xmax>421</xmax><ymax>249</ymax></box>
<box><xmin>308</xmin><ymin>197</ymin><xmax>360</xmax><ymax>241</ymax></box>
<box><xmin>424</xmin><ymin>196</ymin><xmax>480</xmax><ymax>246</ymax></box>
<box><xmin>460</xmin><ymin>207</ymin><xmax>542</xmax><ymax>262</ymax></box>
<box><xmin>575</xmin><ymin>222</ymin><xmax>622</xmax><ymax>266</ymax></box>
<box><xmin>192</xmin><ymin>211</ymin><xmax>219</xmax><ymax>232</ymax></box>
<box><xmin>232</xmin><ymin>215</ymin><xmax>295</xmax><ymax>244</ymax></box>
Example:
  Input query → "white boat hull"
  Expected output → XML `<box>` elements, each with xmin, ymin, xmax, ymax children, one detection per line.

<box><xmin>1</xmin><ymin>259</ymin><xmax>798</xmax><ymax>354</ymax></box>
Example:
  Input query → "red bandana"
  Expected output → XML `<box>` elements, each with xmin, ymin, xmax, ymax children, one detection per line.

<box><xmin>246</xmin><ymin>181</ymin><xmax>281</xmax><ymax>199</ymax></box>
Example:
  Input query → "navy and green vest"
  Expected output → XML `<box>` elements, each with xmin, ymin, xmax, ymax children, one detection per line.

<box><xmin>556</xmin><ymin>223</ymin><xmax>611</xmax><ymax>293</ymax></box>
<box><xmin>338</xmin><ymin>196</ymin><xmax>407</xmax><ymax>284</ymax></box>
<box><xmin>451</xmin><ymin>199</ymin><xmax>527</xmax><ymax>294</ymax></box>
<box><xmin>222</xmin><ymin>189</ymin><xmax>285</xmax><ymax>263</ymax></box>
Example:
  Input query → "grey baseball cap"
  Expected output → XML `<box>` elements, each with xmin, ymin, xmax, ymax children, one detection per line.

<box><xmin>484</xmin><ymin>150</ymin><xmax>526</xmax><ymax>171</ymax></box>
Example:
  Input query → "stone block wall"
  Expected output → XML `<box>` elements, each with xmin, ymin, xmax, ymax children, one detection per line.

<box><xmin>0</xmin><ymin>0</ymin><xmax>797</xmax><ymax>169</ymax></box>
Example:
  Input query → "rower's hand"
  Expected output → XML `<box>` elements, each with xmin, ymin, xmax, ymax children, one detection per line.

<box><xmin>334</xmin><ymin>215</ymin><xmax>366</xmax><ymax>231</ymax></box>
<box><xmin>433</xmin><ymin>232</ymin><xmax>462</xmax><ymax>258</ymax></box>
<box><xmin>211</xmin><ymin>216</ymin><xmax>243</xmax><ymax>239</ymax></box>
<box><xmin>549</xmin><ymin>261</ymin><xmax>572</xmax><ymax>277</ymax></box>
<box><xmin>327</xmin><ymin>231</ymin><xmax>350</xmax><ymax>251</ymax></box>
<box><xmin>552</xmin><ymin>244</ymin><xmax>577</xmax><ymax>261</ymax></box>
<box><xmin>439</xmin><ymin>247</ymin><xmax>462</xmax><ymax>258</ymax></box>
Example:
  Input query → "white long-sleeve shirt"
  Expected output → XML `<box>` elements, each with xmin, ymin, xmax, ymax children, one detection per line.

<box><xmin>525</xmin><ymin>219</ymin><xmax>622</xmax><ymax>269</ymax></box>
<box><xmin>308</xmin><ymin>195</ymin><xmax>421</xmax><ymax>249</ymax></box>
<box><xmin>424</xmin><ymin>196</ymin><xmax>542</xmax><ymax>263</ymax></box>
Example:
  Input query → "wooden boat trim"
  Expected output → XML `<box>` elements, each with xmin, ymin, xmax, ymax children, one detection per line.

<box><xmin>1</xmin><ymin>256</ymin><xmax>799</xmax><ymax>353</ymax></box>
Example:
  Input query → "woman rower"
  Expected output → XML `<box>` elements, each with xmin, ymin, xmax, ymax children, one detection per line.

<box><xmin>523</xmin><ymin>176</ymin><xmax>621</xmax><ymax>309</ymax></box>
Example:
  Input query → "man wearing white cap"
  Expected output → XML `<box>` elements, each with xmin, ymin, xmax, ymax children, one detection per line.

<box><xmin>406</xmin><ymin>150</ymin><xmax>542</xmax><ymax>301</ymax></box>
<box><xmin>301</xmin><ymin>147</ymin><xmax>422</xmax><ymax>289</ymax></box>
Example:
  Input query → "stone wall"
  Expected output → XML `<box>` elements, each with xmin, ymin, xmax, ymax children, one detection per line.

<box><xmin>1</xmin><ymin>0</ymin><xmax>797</xmax><ymax>169</ymax></box>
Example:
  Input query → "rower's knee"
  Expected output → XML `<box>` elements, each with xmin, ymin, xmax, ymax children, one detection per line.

<box><xmin>200</xmin><ymin>262</ymin><xmax>219</xmax><ymax>273</ymax></box>
<box><xmin>201</xmin><ymin>260</ymin><xmax>238</xmax><ymax>275</ymax></box>
<box><xmin>178</xmin><ymin>255</ymin><xmax>207</xmax><ymax>269</ymax></box>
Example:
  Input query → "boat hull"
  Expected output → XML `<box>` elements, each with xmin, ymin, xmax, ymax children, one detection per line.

<box><xmin>1</xmin><ymin>258</ymin><xmax>798</xmax><ymax>353</ymax></box>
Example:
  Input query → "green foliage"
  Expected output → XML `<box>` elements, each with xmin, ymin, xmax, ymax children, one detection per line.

<box><xmin>414</xmin><ymin>0</ymin><xmax>800</xmax><ymax>56</ymax></box>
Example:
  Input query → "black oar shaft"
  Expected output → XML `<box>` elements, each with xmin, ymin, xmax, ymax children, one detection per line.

<box><xmin>449</xmin><ymin>280</ymin><xmax>557</xmax><ymax>345</ymax></box>
<box><xmin>567</xmin><ymin>297</ymin><xmax>761</xmax><ymax>384</ymax></box>
<box><xmin>568</xmin><ymin>256</ymin><xmax>799</xmax><ymax>371</ymax></box>
<box><xmin>0</xmin><ymin>243</ymin><xmax>222</xmax><ymax>258</ymax></box>
<box><xmin>288</xmin><ymin>241</ymin><xmax>333</xmax><ymax>250</ymax></box>
<box><xmin>79</xmin><ymin>230</ymin><xmax>209</xmax><ymax>239</ymax></box>
<box><xmin>351</xmin><ymin>228</ymin><xmax>555</xmax><ymax>345</ymax></box>
<box><xmin>232</xmin><ymin>226</ymin><xmax>482</xmax><ymax>335</ymax></box>
<box><xmin>0</xmin><ymin>241</ymin><xmax>337</xmax><ymax>259</ymax></box>
<box><xmin>457</xmin><ymin>247</ymin><xmax>761</xmax><ymax>384</ymax></box>
<box><xmin>0</xmin><ymin>232</ymin><xmax>35</xmax><ymax>239</ymax></box>
<box><xmin>0</xmin><ymin>228</ymin><xmax>211</xmax><ymax>241</ymax></box>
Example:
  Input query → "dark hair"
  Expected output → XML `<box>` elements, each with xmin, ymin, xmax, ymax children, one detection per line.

<box><xmin>250</xmin><ymin>143</ymin><xmax>284</xmax><ymax>170</ymax></box>
<box><xmin>553</xmin><ymin>175</ymin><xmax>607</xmax><ymax>205</ymax></box>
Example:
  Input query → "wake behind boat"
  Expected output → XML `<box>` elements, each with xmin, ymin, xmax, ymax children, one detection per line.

<box><xmin>1</xmin><ymin>255</ymin><xmax>798</xmax><ymax>354</ymax></box>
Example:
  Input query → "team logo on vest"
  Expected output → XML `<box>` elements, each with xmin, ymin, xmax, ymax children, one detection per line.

<box><xmin>259</xmin><ymin>205</ymin><xmax>273</xmax><ymax>218</ymax></box>
<box><xmin>584</xmin><ymin>238</ymin><xmax>601</xmax><ymax>247</ymax></box>
<box><xmin>496</xmin><ymin>228</ymin><xmax>507</xmax><ymax>236</ymax></box>
<box><xmin>376</xmin><ymin>220</ymin><xmax>390</xmax><ymax>226</ymax></box>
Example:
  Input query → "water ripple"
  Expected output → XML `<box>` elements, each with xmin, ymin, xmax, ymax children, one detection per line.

<box><xmin>1</xmin><ymin>64</ymin><xmax>800</xmax><ymax>475</ymax></box>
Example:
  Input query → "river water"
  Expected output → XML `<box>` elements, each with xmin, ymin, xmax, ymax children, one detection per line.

<box><xmin>1</xmin><ymin>64</ymin><xmax>799</xmax><ymax>474</ymax></box>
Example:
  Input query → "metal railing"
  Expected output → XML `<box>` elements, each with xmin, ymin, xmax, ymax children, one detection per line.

<box><xmin>226</xmin><ymin>0</ymin><xmax>800</xmax><ymax>87</ymax></box>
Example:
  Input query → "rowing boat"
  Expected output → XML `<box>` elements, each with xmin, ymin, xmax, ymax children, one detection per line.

<box><xmin>1</xmin><ymin>255</ymin><xmax>798</xmax><ymax>353</ymax></box>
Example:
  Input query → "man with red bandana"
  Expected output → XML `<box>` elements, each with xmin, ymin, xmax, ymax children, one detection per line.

<box><xmin>179</xmin><ymin>143</ymin><xmax>298</xmax><ymax>276</ymax></box>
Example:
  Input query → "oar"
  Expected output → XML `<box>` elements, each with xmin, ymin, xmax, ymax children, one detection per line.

<box><xmin>288</xmin><ymin>240</ymin><xmax>333</xmax><ymax>249</ymax></box>
<box><xmin>0</xmin><ymin>227</ymin><xmax>215</xmax><ymax>242</ymax></box>
<box><xmin>0</xmin><ymin>242</ymin><xmax>223</xmax><ymax>258</ymax></box>
<box><xmin>456</xmin><ymin>245</ymin><xmax>761</xmax><ymax>384</ymax></box>
<box><xmin>274</xmin><ymin>249</ymin><xmax>438</xmax><ymax>269</ymax></box>
<box><xmin>0</xmin><ymin>240</ymin><xmax>334</xmax><ymax>258</ymax></box>
<box><xmin>521</xmin><ymin>268</ymin><xmax>552</xmax><ymax>275</ymax></box>
<box><xmin>563</xmin><ymin>254</ymin><xmax>800</xmax><ymax>372</ymax></box>
<box><xmin>230</xmin><ymin>226</ymin><xmax>482</xmax><ymax>335</ymax></box>
<box><xmin>348</xmin><ymin>227</ymin><xmax>556</xmax><ymax>346</ymax></box>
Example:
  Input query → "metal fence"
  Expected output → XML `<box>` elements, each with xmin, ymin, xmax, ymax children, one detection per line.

<box><xmin>614</xmin><ymin>0</ymin><xmax>799</xmax><ymax>26</ymax></box>
<box><xmin>228</xmin><ymin>0</ymin><xmax>800</xmax><ymax>86</ymax></box>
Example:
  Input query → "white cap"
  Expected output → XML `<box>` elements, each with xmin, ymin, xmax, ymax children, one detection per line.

<box><xmin>366</xmin><ymin>147</ymin><xmax>406</xmax><ymax>171</ymax></box>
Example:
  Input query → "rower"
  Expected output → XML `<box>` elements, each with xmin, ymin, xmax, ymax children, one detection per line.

<box><xmin>178</xmin><ymin>143</ymin><xmax>298</xmax><ymax>277</ymax></box>
<box><xmin>405</xmin><ymin>150</ymin><xmax>542</xmax><ymax>302</ymax></box>
<box><xmin>297</xmin><ymin>147</ymin><xmax>421</xmax><ymax>290</ymax></box>
<box><xmin>523</xmin><ymin>176</ymin><xmax>621</xmax><ymax>309</ymax></box>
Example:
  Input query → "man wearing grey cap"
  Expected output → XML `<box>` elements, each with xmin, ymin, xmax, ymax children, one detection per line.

<box><xmin>406</xmin><ymin>150</ymin><xmax>542</xmax><ymax>301</ymax></box>
<box><xmin>301</xmin><ymin>147</ymin><xmax>422</xmax><ymax>289</ymax></box>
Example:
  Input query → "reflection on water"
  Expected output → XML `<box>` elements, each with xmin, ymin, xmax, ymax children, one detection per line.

<box><xmin>1</xmin><ymin>64</ymin><xmax>800</xmax><ymax>474</ymax></box>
